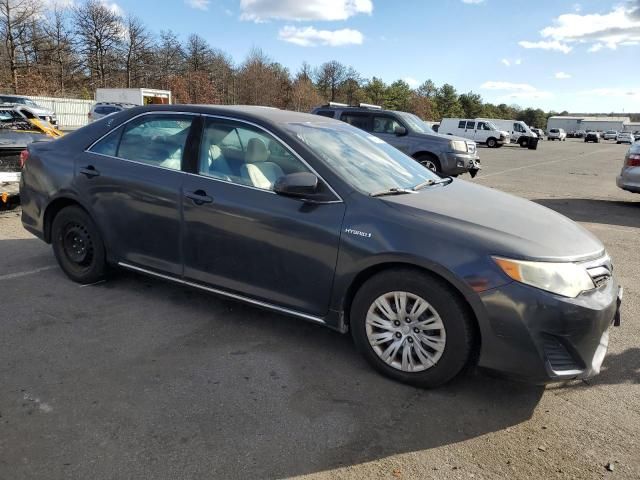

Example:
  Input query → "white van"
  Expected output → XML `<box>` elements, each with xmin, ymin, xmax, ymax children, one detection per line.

<box><xmin>439</xmin><ymin>118</ymin><xmax>510</xmax><ymax>148</ymax></box>
<box><xmin>478</xmin><ymin>119</ymin><xmax>537</xmax><ymax>147</ymax></box>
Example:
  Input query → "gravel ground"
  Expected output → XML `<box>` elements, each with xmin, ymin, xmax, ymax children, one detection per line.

<box><xmin>0</xmin><ymin>139</ymin><xmax>638</xmax><ymax>479</ymax></box>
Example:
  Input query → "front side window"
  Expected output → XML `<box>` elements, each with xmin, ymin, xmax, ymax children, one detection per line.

<box><xmin>286</xmin><ymin>122</ymin><xmax>438</xmax><ymax>195</ymax></box>
<box><xmin>199</xmin><ymin>117</ymin><xmax>310</xmax><ymax>191</ymax></box>
<box><xmin>372</xmin><ymin>116</ymin><xmax>403</xmax><ymax>134</ymax></box>
<box><xmin>89</xmin><ymin>114</ymin><xmax>193</xmax><ymax>170</ymax></box>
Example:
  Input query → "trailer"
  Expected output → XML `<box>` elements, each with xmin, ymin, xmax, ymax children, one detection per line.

<box><xmin>95</xmin><ymin>88</ymin><xmax>172</xmax><ymax>106</ymax></box>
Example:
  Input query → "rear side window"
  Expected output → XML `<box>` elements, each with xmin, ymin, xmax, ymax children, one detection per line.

<box><xmin>466</xmin><ymin>121</ymin><xmax>475</xmax><ymax>130</ymax></box>
<box><xmin>89</xmin><ymin>114</ymin><xmax>194</xmax><ymax>170</ymax></box>
<box><xmin>315</xmin><ymin>110</ymin><xmax>335</xmax><ymax>118</ymax></box>
<box><xmin>458</xmin><ymin>121</ymin><xmax>466</xmax><ymax>129</ymax></box>
<box><xmin>340</xmin><ymin>113</ymin><xmax>371</xmax><ymax>131</ymax></box>
<box><xmin>94</xmin><ymin>106</ymin><xmax>120</xmax><ymax>115</ymax></box>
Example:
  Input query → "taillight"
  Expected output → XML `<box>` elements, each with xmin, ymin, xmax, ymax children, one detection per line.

<box><xmin>19</xmin><ymin>149</ymin><xmax>29</xmax><ymax>168</ymax></box>
<box><xmin>627</xmin><ymin>153</ymin><xmax>640</xmax><ymax>167</ymax></box>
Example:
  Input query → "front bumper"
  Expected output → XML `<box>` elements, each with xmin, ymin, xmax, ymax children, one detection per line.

<box><xmin>441</xmin><ymin>151</ymin><xmax>481</xmax><ymax>176</ymax></box>
<box><xmin>476</xmin><ymin>277</ymin><xmax>621</xmax><ymax>383</ymax></box>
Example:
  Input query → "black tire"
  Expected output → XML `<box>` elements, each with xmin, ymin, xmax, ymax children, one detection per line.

<box><xmin>350</xmin><ymin>269</ymin><xmax>475</xmax><ymax>388</ymax></box>
<box><xmin>486</xmin><ymin>137</ymin><xmax>497</xmax><ymax>148</ymax></box>
<box><xmin>518</xmin><ymin>138</ymin><xmax>528</xmax><ymax>148</ymax></box>
<box><xmin>51</xmin><ymin>205</ymin><xmax>107</xmax><ymax>284</ymax></box>
<box><xmin>415</xmin><ymin>153</ymin><xmax>441</xmax><ymax>174</ymax></box>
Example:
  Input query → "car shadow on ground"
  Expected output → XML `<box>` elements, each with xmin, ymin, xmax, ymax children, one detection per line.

<box><xmin>533</xmin><ymin>198</ymin><xmax>640</xmax><ymax>229</ymax></box>
<box><xmin>0</xmin><ymin>241</ymin><xmax>544</xmax><ymax>480</ymax></box>
<box><xmin>590</xmin><ymin>347</ymin><xmax>640</xmax><ymax>385</ymax></box>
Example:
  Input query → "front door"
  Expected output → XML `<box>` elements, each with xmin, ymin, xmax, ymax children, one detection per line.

<box><xmin>371</xmin><ymin>114</ymin><xmax>411</xmax><ymax>153</ymax></box>
<box><xmin>78</xmin><ymin>113</ymin><xmax>197</xmax><ymax>275</ymax></box>
<box><xmin>181</xmin><ymin>116</ymin><xmax>345</xmax><ymax>316</ymax></box>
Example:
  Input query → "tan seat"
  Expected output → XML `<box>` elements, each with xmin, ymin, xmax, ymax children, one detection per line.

<box><xmin>241</xmin><ymin>138</ymin><xmax>284</xmax><ymax>190</ymax></box>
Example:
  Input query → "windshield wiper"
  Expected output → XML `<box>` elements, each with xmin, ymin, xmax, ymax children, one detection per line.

<box><xmin>369</xmin><ymin>187</ymin><xmax>414</xmax><ymax>197</ymax></box>
<box><xmin>412</xmin><ymin>177</ymin><xmax>453</xmax><ymax>191</ymax></box>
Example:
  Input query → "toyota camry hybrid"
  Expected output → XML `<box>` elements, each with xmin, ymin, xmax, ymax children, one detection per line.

<box><xmin>20</xmin><ymin>105</ymin><xmax>622</xmax><ymax>388</ymax></box>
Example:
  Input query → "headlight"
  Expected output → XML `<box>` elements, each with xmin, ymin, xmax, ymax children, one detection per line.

<box><xmin>493</xmin><ymin>256</ymin><xmax>595</xmax><ymax>298</ymax></box>
<box><xmin>450</xmin><ymin>140</ymin><xmax>467</xmax><ymax>153</ymax></box>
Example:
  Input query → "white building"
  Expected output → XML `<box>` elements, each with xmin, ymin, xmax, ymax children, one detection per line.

<box><xmin>547</xmin><ymin>116</ymin><xmax>631</xmax><ymax>132</ymax></box>
<box><xmin>625</xmin><ymin>122</ymin><xmax>640</xmax><ymax>132</ymax></box>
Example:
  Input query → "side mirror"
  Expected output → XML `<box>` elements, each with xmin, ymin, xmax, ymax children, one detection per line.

<box><xmin>394</xmin><ymin>125</ymin><xmax>407</xmax><ymax>136</ymax></box>
<box><xmin>274</xmin><ymin>172</ymin><xmax>319</xmax><ymax>198</ymax></box>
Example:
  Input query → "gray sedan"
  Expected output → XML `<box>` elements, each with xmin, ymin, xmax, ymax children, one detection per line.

<box><xmin>617</xmin><ymin>142</ymin><xmax>640</xmax><ymax>193</ymax></box>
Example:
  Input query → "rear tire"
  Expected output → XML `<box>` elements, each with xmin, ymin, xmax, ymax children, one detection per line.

<box><xmin>51</xmin><ymin>206</ymin><xmax>107</xmax><ymax>284</ymax></box>
<box><xmin>486</xmin><ymin>137</ymin><xmax>497</xmax><ymax>148</ymax></box>
<box><xmin>350</xmin><ymin>269</ymin><xmax>475</xmax><ymax>388</ymax></box>
<box><xmin>415</xmin><ymin>153</ymin><xmax>441</xmax><ymax>174</ymax></box>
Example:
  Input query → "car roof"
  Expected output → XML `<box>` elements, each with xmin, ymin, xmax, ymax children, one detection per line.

<box><xmin>128</xmin><ymin>104</ymin><xmax>344</xmax><ymax>126</ymax></box>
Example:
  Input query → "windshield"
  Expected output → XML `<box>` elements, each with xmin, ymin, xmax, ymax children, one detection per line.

<box><xmin>285</xmin><ymin>122</ymin><xmax>439</xmax><ymax>194</ymax></box>
<box><xmin>396</xmin><ymin>112</ymin><xmax>433</xmax><ymax>134</ymax></box>
<box><xmin>486</xmin><ymin>121</ymin><xmax>498</xmax><ymax>130</ymax></box>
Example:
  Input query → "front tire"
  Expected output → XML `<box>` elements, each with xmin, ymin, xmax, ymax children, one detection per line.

<box><xmin>51</xmin><ymin>206</ymin><xmax>107</xmax><ymax>284</ymax></box>
<box><xmin>415</xmin><ymin>153</ymin><xmax>441</xmax><ymax>174</ymax></box>
<box><xmin>350</xmin><ymin>269</ymin><xmax>475</xmax><ymax>388</ymax></box>
<box><xmin>486</xmin><ymin>137</ymin><xmax>497</xmax><ymax>148</ymax></box>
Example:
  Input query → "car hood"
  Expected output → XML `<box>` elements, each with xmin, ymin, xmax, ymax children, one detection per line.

<box><xmin>383</xmin><ymin>180</ymin><xmax>604</xmax><ymax>262</ymax></box>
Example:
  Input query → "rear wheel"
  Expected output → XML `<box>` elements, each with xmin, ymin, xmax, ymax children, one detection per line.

<box><xmin>486</xmin><ymin>137</ymin><xmax>497</xmax><ymax>148</ymax></box>
<box><xmin>350</xmin><ymin>269</ymin><xmax>475</xmax><ymax>388</ymax></box>
<box><xmin>51</xmin><ymin>206</ymin><xmax>107</xmax><ymax>284</ymax></box>
<box><xmin>415</xmin><ymin>153</ymin><xmax>441</xmax><ymax>174</ymax></box>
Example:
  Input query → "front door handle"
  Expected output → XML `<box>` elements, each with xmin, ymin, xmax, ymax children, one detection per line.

<box><xmin>185</xmin><ymin>190</ymin><xmax>213</xmax><ymax>205</ymax></box>
<box><xmin>80</xmin><ymin>165</ymin><xmax>100</xmax><ymax>178</ymax></box>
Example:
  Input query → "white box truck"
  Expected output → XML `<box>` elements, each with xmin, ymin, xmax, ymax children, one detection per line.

<box><xmin>478</xmin><ymin>118</ymin><xmax>538</xmax><ymax>147</ymax></box>
<box><xmin>95</xmin><ymin>88</ymin><xmax>172</xmax><ymax>106</ymax></box>
<box><xmin>439</xmin><ymin>118</ymin><xmax>510</xmax><ymax>148</ymax></box>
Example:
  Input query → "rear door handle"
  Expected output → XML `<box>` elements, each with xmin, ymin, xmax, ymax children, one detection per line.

<box><xmin>185</xmin><ymin>190</ymin><xmax>213</xmax><ymax>205</ymax></box>
<box><xmin>80</xmin><ymin>165</ymin><xmax>100</xmax><ymax>178</ymax></box>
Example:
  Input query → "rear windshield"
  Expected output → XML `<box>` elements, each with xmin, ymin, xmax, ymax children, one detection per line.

<box><xmin>550</xmin><ymin>129</ymin><xmax>559</xmax><ymax>133</ymax></box>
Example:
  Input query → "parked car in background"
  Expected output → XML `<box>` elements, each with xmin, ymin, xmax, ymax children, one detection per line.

<box><xmin>585</xmin><ymin>131</ymin><xmax>600</xmax><ymax>143</ymax></box>
<box><xmin>0</xmin><ymin>94</ymin><xmax>57</xmax><ymax>126</ymax></box>
<box><xmin>531</xmin><ymin>127</ymin><xmax>545</xmax><ymax>139</ymax></box>
<box><xmin>634</xmin><ymin>131</ymin><xmax>640</xmax><ymax>142</ymax></box>
<box><xmin>617</xmin><ymin>142</ymin><xmax>640</xmax><ymax>194</ymax></box>
<box><xmin>438</xmin><ymin>118</ymin><xmax>510</xmax><ymax>148</ymax></box>
<box><xmin>20</xmin><ymin>104</ymin><xmax>622</xmax><ymax>387</ymax></box>
<box><xmin>311</xmin><ymin>103</ymin><xmax>480</xmax><ymax>176</ymax></box>
<box><xmin>603</xmin><ymin>131</ymin><xmax>618</xmax><ymax>141</ymax></box>
<box><xmin>547</xmin><ymin>128</ymin><xmax>567</xmax><ymax>141</ymax></box>
<box><xmin>616</xmin><ymin>132</ymin><xmax>635</xmax><ymax>144</ymax></box>
<box><xmin>575</xmin><ymin>130</ymin><xmax>586</xmax><ymax>138</ymax></box>
<box><xmin>88</xmin><ymin>102</ymin><xmax>136</xmax><ymax>123</ymax></box>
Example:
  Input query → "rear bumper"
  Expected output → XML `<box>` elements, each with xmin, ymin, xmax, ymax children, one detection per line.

<box><xmin>476</xmin><ymin>277</ymin><xmax>620</xmax><ymax>383</ymax></box>
<box><xmin>617</xmin><ymin>174</ymin><xmax>640</xmax><ymax>193</ymax></box>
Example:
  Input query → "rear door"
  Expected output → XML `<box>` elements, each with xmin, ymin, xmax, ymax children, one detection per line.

<box><xmin>78</xmin><ymin>112</ymin><xmax>197</xmax><ymax>275</ymax></box>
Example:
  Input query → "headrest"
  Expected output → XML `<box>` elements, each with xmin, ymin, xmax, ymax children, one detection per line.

<box><xmin>246</xmin><ymin>138</ymin><xmax>269</xmax><ymax>163</ymax></box>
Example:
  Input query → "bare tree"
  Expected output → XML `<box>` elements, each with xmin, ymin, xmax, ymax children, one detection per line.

<box><xmin>0</xmin><ymin>0</ymin><xmax>40</xmax><ymax>92</ymax></box>
<box><xmin>153</xmin><ymin>30</ymin><xmax>184</xmax><ymax>90</ymax></box>
<box><xmin>121</xmin><ymin>15</ymin><xmax>151</xmax><ymax>88</ymax></box>
<box><xmin>73</xmin><ymin>0</ymin><xmax>122</xmax><ymax>88</ymax></box>
<box><xmin>42</xmin><ymin>5</ymin><xmax>76</xmax><ymax>94</ymax></box>
<box><xmin>314</xmin><ymin>60</ymin><xmax>347</xmax><ymax>101</ymax></box>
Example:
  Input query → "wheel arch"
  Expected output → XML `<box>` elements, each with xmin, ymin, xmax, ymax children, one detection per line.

<box><xmin>43</xmin><ymin>196</ymin><xmax>93</xmax><ymax>244</ymax></box>
<box><xmin>340</xmin><ymin>261</ymin><xmax>483</xmax><ymax>362</ymax></box>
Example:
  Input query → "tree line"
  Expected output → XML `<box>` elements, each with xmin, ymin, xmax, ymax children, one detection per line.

<box><xmin>1</xmin><ymin>0</ymin><xmax>568</xmax><ymax>127</ymax></box>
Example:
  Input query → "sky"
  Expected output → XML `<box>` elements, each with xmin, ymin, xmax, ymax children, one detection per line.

<box><xmin>73</xmin><ymin>0</ymin><xmax>640</xmax><ymax>113</ymax></box>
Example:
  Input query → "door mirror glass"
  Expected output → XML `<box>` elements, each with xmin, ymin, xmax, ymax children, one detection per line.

<box><xmin>394</xmin><ymin>125</ymin><xmax>407</xmax><ymax>136</ymax></box>
<box><xmin>274</xmin><ymin>172</ymin><xmax>318</xmax><ymax>197</ymax></box>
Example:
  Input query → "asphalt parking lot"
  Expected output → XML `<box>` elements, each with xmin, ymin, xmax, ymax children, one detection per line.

<box><xmin>0</xmin><ymin>138</ymin><xmax>638</xmax><ymax>479</ymax></box>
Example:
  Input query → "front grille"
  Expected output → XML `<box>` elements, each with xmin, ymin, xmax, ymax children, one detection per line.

<box><xmin>0</xmin><ymin>152</ymin><xmax>21</xmax><ymax>172</ymax></box>
<box><xmin>543</xmin><ymin>336</ymin><xmax>582</xmax><ymax>373</ymax></box>
<box><xmin>582</xmin><ymin>255</ymin><xmax>613</xmax><ymax>289</ymax></box>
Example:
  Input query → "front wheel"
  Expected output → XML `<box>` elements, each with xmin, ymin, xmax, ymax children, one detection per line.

<box><xmin>350</xmin><ymin>269</ymin><xmax>475</xmax><ymax>388</ymax></box>
<box><xmin>51</xmin><ymin>205</ymin><xmax>108</xmax><ymax>284</ymax></box>
<box><xmin>486</xmin><ymin>138</ymin><xmax>497</xmax><ymax>148</ymax></box>
<box><xmin>518</xmin><ymin>138</ymin><xmax>528</xmax><ymax>148</ymax></box>
<box><xmin>415</xmin><ymin>154</ymin><xmax>441</xmax><ymax>174</ymax></box>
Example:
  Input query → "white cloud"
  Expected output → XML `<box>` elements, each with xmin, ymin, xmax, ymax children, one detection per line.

<box><xmin>278</xmin><ymin>25</ymin><xmax>363</xmax><ymax>46</ymax></box>
<box><xmin>241</xmin><ymin>0</ymin><xmax>373</xmax><ymax>22</ymax></box>
<box><xmin>185</xmin><ymin>0</ymin><xmax>210</xmax><ymax>10</ymax></box>
<box><xmin>501</xmin><ymin>58</ymin><xmax>510</xmax><ymax>67</ymax></box>
<box><xmin>462</xmin><ymin>0</ymin><xmax>485</xmax><ymax>4</ymax></box>
<box><xmin>521</xmin><ymin>3</ymin><xmax>640</xmax><ymax>53</ymax></box>
<box><xmin>555</xmin><ymin>71</ymin><xmax>571</xmax><ymax>79</ymax></box>
<box><xmin>518</xmin><ymin>40</ymin><xmax>573</xmax><ymax>53</ymax></box>
<box><xmin>480</xmin><ymin>81</ymin><xmax>552</xmax><ymax>99</ymax></box>
<box><xmin>404</xmin><ymin>77</ymin><xmax>419</xmax><ymax>88</ymax></box>
<box><xmin>41</xmin><ymin>0</ymin><xmax>75</xmax><ymax>10</ymax></box>
<box><xmin>579</xmin><ymin>87</ymin><xmax>640</xmax><ymax>98</ymax></box>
